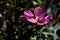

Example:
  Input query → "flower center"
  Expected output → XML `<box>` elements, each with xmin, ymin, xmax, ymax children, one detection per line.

<box><xmin>36</xmin><ymin>16</ymin><xmax>39</xmax><ymax>21</ymax></box>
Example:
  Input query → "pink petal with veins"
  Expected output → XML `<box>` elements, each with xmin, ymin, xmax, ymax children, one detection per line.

<box><xmin>26</xmin><ymin>18</ymin><xmax>37</xmax><ymax>23</ymax></box>
<box><xmin>34</xmin><ymin>7</ymin><xmax>45</xmax><ymax>20</ymax></box>
<box><xmin>24</xmin><ymin>10</ymin><xmax>34</xmax><ymax>18</ymax></box>
<box><xmin>24</xmin><ymin>10</ymin><xmax>37</xmax><ymax>23</ymax></box>
<box><xmin>36</xmin><ymin>22</ymin><xmax>44</xmax><ymax>25</ymax></box>
<box><xmin>45</xmin><ymin>14</ymin><xmax>52</xmax><ymax>20</ymax></box>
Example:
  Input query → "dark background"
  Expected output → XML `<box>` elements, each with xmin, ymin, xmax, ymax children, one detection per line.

<box><xmin>0</xmin><ymin>0</ymin><xmax>60</xmax><ymax>40</ymax></box>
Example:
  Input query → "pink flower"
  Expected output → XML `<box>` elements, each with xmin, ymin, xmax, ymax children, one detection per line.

<box><xmin>20</xmin><ymin>7</ymin><xmax>53</xmax><ymax>25</ymax></box>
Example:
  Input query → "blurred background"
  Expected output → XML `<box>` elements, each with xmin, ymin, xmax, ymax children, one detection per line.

<box><xmin>0</xmin><ymin>0</ymin><xmax>60</xmax><ymax>40</ymax></box>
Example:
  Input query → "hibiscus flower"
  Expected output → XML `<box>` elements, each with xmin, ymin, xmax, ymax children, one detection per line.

<box><xmin>20</xmin><ymin>7</ymin><xmax>52</xmax><ymax>25</ymax></box>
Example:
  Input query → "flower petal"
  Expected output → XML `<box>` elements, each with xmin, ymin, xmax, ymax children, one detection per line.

<box><xmin>24</xmin><ymin>10</ymin><xmax>37</xmax><ymax>23</ymax></box>
<box><xmin>34</xmin><ymin>7</ymin><xmax>45</xmax><ymax>20</ymax></box>
<box><xmin>36</xmin><ymin>22</ymin><xmax>44</xmax><ymax>25</ymax></box>
<box><xmin>44</xmin><ymin>14</ymin><xmax>53</xmax><ymax>22</ymax></box>
<box><xmin>26</xmin><ymin>18</ymin><xmax>37</xmax><ymax>23</ymax></box>
<box><xmin>19</xmin><ymin>16</ymin><xmax>29</xmax><ymax>23</ymax></box>
<box><xmin>43</xmin><ymin>14</ymin><xmax>53</xmax><ymax>24</ymax></box>
<box><xmin>24</xmin><ymin>10</ymin><xmax>34</xmax><ymax>18</ymax></box>
<box><xmin>37</xmin><ymin>18</ymin><xmax>50</xmax><ymax>25</ymax></box>
<box><xmin>43</xmin><ymin>20</ymin><xmax>49</xmax><ymax>24</ymax></box>
<box><xmin>37</xmin><ymin>20</ymin><xmax>48</xmax><ymax>25</ymax></box>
